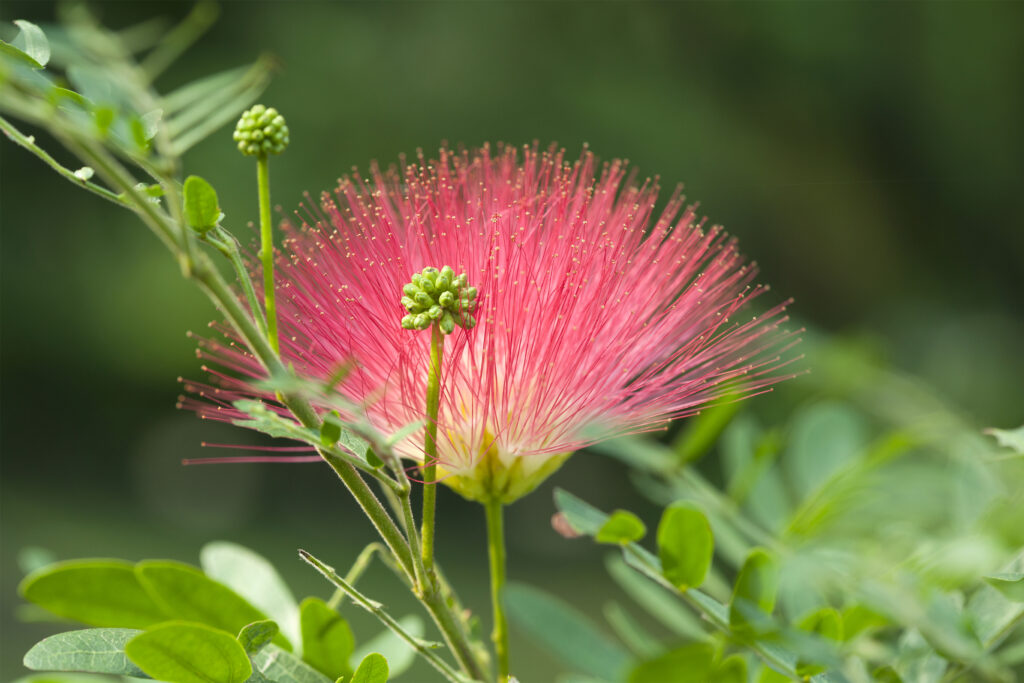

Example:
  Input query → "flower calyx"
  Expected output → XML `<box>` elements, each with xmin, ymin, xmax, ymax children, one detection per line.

<box><xmin>400</xmin><ymin>266</ymin><xmax>478</xmax><ymax>334</ymax></box>
<box><xmin>233</xmin><ymin>104</ymin><xmax>289</xmax><ymax>157</ymax></box>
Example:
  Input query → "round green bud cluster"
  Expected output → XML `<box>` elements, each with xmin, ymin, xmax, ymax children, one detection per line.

<box><xmin>233</xmin><ymin>104</ymin><xmax>289</xmax><ymax>157</ymax></box>
<box><xmin>401</xmin><ymin>266</ymin><xmax>478</xmax><ymax>334</ymax></box>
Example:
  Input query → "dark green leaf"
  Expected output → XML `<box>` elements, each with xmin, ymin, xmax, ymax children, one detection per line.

<box><xmin>657</xmin><ymin>503</ymin><xmax>713</xmax><ymax>590</ymax></box>
<box><xmin>873</xmin><ymin>666</ymin><xmax>903</xmax><ymax>682</ymax></box>
<box><xmin>714</xmin><ymin>655</ymin><xmax>748</xmax><ymax>683</ymax></box>
<box><xmin>238</xmin><ymin>620</ymin><xmax>278</xmax><ymax>655</ymax></box>
<box><xmin>321</xmin><ymin>411</ymin><xmax>342</xmax><ymax>447</ymax></box>
<box><xmin>985</xmin><ymin>573</ymin><xmax>1024</xmax><ymax>602</ymax></box>
<box><xmin>252</xmin><ymin>644</ymin><xmax>332</xmax><ymax>683</ymax></box>
<box><xmin>729</xmin><ymin>548</ymin><xmax>779</xmax><ymax>634</ymax></box>
<box><xmin>183</xmin><ymin>175</ymin><xmax>220</xmax><ymax>231</ymax></box>
<box><xmin>627</xmin><ymin>643</ymin><xmax>715</xmax><ymax>683</ymax></box>
<box><xmin>365</xmin><ymin>448</ymin><xmax>385</xmax><ymax>468</ymax></box>
<box><xmin>299</xmin><ymin>597</ymin><xmax>354</xmax><ymax>679</ymax></box>
<box><xmin>595</xmin><ymin>510</ymin><xmax>646</xmax><ymax>545</ymax></box>
<box><xmin>504</xmin><ymin>582</ymin><xmax>630</xmax><ymax>680</ymax></box>
<box><xmin>125</xmin><ymin>621</ymin><xmax>251</xmax><ymax>683</ymax></box>
<box><xmin>351</xmin><ymin>616</ymin><xmax>422</xmax><ymax>678</ymax></box>
<box><xmin>23</xmin><ymin>628</ymin><xmax>145</xmax><ymax>676</ymax></box>
<box><xmin>349</xmin><ymin>653</ymin><xmax>388</xmax><ymax>683</ymax></box>
<box><xmin>135</xmin><ymin>560</ymin><xmax>290</xmax><ymax>651</ymax></box>
<box><xmin>12</xmin><ymin>20</ymin><xmax>49</xmax><ymax>67</ymax></box>
<box><xmin>19</xmin><ymin>560</ymin><xmax>168</xmax><ymax>628</ymax></box>
<box><xmin>200</xmin><ymin>542</ymin><xmax>301</xmax><ymax>650</ymax></box>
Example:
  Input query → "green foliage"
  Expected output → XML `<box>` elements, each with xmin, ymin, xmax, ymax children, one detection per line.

<box><xmin>351</xmin><ymin>616</ymin><xmax>423</xmax><ymax>679</ymax></box>
<box><xmin>135</xmin><ymin>560</ymin><xmax>291</xmax><ymax>651</ymax></box>
<box><xmin>200</xmin><ymin>542</ymin><xmax>301</xmax><ymax>652</ymax></box>
<box><xmin>656</xmin><ymin>503</ymin><xmax>713</xmax><ymax>590</ymax></box>
<box><xmin>595</xmin><ymin>511</ymin><xmax>646</xmax><ymax>545</ymax></box>
<box><xmin>626</xmin><ymin>643</ymin><xmax>715</xmax><ymax>683</ymax></box>
<box><xmin>985</xmin><ymin>573</ymin><xmax>1024</xmax><ymax>602</ymax></box>
<box><xmin>348</xmin><ymin>653</ymin><xmax>389</xmax><ymax>683</ymax></box>
<box><xmin>984</xmin><ymin>425</ymin><xmax>1024</xmax><ymax>454</ymax></box>
<box><xmin>729</xmin><ymin>549</ymin><xmax>779</xmax><ymax>634</ymax></box>
<box><xmin>300</xmin><ymin>597</ymin><xmax>355</xmax><ymax>679</ymax></box>
<box><xmin>125</xmin><ymin>621</ymin><xmax>252</xmax><ymax>683</ymax></box>
<box><xmin>19</xmin><ymin>560</ymin><xmax>168</xmax><ymax>628</ymax></box>
<box><xmin>183</xmin><ymin>175</ymin><xmax>220</xmax><ymax>232</ymax></box>
<box><xmin>504</xmin><ymin>582</ymin><xmax>631</xmax><ymax>681</ymax></box>
<box><xmin>22</xmin><ymin>628</ymin><xmax>145</xmax><ymax>676</ymax></box>
<box><xmin>0</xmin><ymin>19</ymin><xmax>49</xmax><ymax>69</ymax></box>
<box><xmin>238</xmin><ymin>620</ymin><xmax>279</xmax><ymax>655</ymax></box>
<box><xmin>252</xmin><ymin>645</ymin><xmax>332</xmax><ymax>683</ymax></box>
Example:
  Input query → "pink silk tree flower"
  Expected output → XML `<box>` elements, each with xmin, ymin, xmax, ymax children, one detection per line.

<box><xmin>190</xmin><ymin>143</ymin><xmax>800</xmax><ymax>503</ymax></box>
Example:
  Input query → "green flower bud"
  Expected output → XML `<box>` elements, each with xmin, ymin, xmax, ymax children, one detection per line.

<box><xmin>399</xmin><ymin>265</ymin><xmax>479</xmax><ymax>334</ymax></box>
<box><xmin>234</xmin><ymin>104</ymin><xmax>290</xmax><ymax>157</ymax></box>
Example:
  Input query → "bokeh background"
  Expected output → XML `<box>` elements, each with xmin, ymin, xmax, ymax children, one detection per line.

<box><xmin>2</xmin><ymin>1</ymin><xmax>1022</xmax><ymax>679</ymax></box>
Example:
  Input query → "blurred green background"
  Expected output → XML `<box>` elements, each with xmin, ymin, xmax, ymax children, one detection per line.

<box><xmin>1</xmin><ymin>1</ymin><xmax>1022</xmax><ymax>679</ymax></box>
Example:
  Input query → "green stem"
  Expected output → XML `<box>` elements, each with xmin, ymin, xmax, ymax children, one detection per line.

<box><xmin>205</xmin><ymin>227</ymin><xmax>266</xmax><ymax>335</ymax></box>
<box><xmin>485</xmin><ymin>498</ymin><xmax>510</xmax><ymax>681</ymax></box>
<box><xmin>257</xmin><ymin>153</ymin><xmax>279</xmax><ymax>353</ymax></box>
<box><xmin>300</xmin><ymin>550</ymin><xmax>471</xmax><ymax>683</ymax></box>
<box><xmin>0</xmin><ymin>115</ymin><xmax>126</xmax><ymax>208</ymax></box>
<box><xmin>420</xmin><ymin>323</ymin><xmax>445</xmax><ymax>576</ymax></box>
<box><xmin>327</xmin><ymin>542</ymin><xmax>387</xmax><ymax>610</ymax></box>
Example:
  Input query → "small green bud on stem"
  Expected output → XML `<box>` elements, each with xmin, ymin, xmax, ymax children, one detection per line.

<box><xmin>400</xmin><ymin>265</ymin><xmax>478</xmax><ymax>334</ymax></box>
<box><xmin>233</xmin><ymin>104</ymin><xmax>290</xmax><ymax>157</ymax></box>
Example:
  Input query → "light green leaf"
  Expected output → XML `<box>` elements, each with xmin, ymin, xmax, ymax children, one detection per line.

<box><xmin>985</xmin><ymin>573</ymin><xmax>1024</xmax><ymax>602</ymax></box>
<box><xmin>504</xmin><ymin>582</ymin><xmax>630</xmax><ymax>680</ymax></box>
<box><xmin>841</xmin><ymin>604</ymin><xmax>888</xmax><ymax>641</ymax></box>
<box><xmin>135</xmin><ymin>560</ymin><xmax>290</xmax><ymax>651</ymax></box>
<box><xmin>729</xmin><ymin>548</ymin><xmax>779</xmax><ymax>634</ymax></box>
<box><xmin>657</xmin><ymin>503</ymin><xmax>713</xmax><ymax>590</ymax></box>
<box><xmin>183</xmin><ymin>175</ymin><xmax>220</xmax><ymax>231</ymax></box>
<box><xmin>627</xmin><ymin>643</ymin><xmax>716</xmax><ymax>683</ymax></box>
<box><xmin>351</xmin><ymin>616</ymin><xmax>422</xmax><ymax>678</ymax></box>
<box><xmin>349</xmin><ymin>653</ymin><xmax>388</xmax><ymax>683</ymax></box>
<box><xmin>783</xmin><ymin>401</ymin><xmax>867</xmax><ymax>502</ymax></box>
<box><xmin>200</xmin><ymin>542</ymin><xmax>301</xmax><ymax>652</ymax></box>
<box><xmin>12</xmin><ymin>20</ymin><xmax>49</xmax><ymax>67</ymax></box>
<box><xmin>553</xmin><ymin>488</ymin><xmax>611</xmax><ymax>537</ymax></box>
<box><xmin>252</xmin><ymin>644</ymin><xmax>332</xmax><ymax>683</ymax></box>
<box><xmin>23</xmin><ymin>628</ymin><xmax>145</xmax><ymax>676</ymax></box>
<box><xmin>595</xmin><ymin>510</ymin><xmax>646</xmax><ymax>545</ymax></box>
<box><xmin>12</xmin><ymin>675</ymin><xmax>119</xmax><ymax>683</ymax></box>
<box><xmin>300</xmin><ymin>597</ymin><xmax>354</xmax><ymax>680</ymax></box>
<box><xmin>18</xmin><ymin>546</ymin><xmax>57</xmax><ymax>575</ymax></box>
<box><xmin>984</xmin><ymin>425</ymin><xmax>1024</xmax><ymax>454</ymax></box>
<box><xmin>126</xmin><ymin>621</ymin><xmax>252</xmax><ymax>683</ymax></box>
<box><xmin>0</xmin><ymin>38</ymin><xmax>44</xmax><ymax>69</ymax></box>
<box><xmin>238</xmin><ymin>620</ymin><xmax>279</xmax><ymax>655</ymax></box>
<box><xmin>19</xmin><ymin>560</ymin><xmax>168</xmax><ymax>628</ymax></box>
